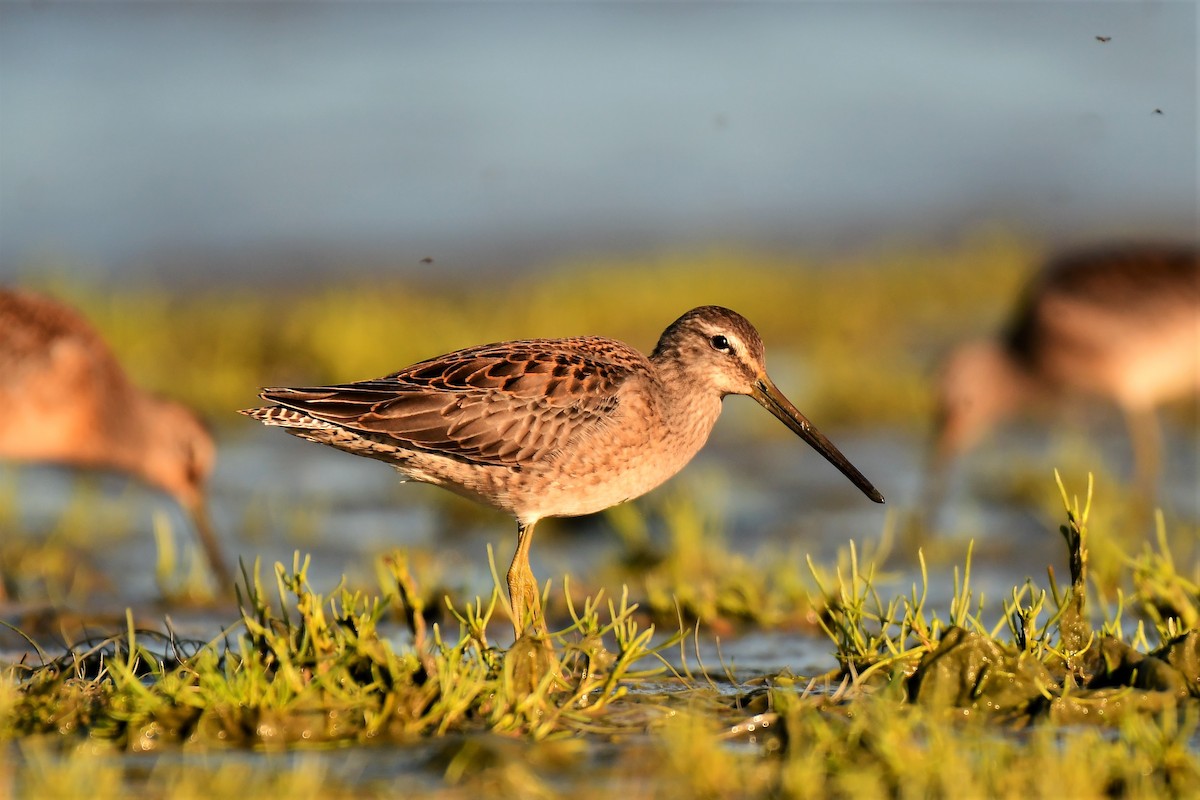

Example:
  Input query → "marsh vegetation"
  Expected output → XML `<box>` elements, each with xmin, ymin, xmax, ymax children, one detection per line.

<box><xmin>2</xmin><ymin>234</ymin><xmax>1197</xmax><ymax>797</ymax></box>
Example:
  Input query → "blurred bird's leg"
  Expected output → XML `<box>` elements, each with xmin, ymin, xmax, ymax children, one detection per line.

<box><xmin>189</xmin><ymin>500</ymin><xmax>234</xmax><ymax>593</ymax></box>
<box><xmin>904</xmin><ymin>439</ymin><xmax>952</xmax><ymax>549</ymax></box>
<box><xmin>1124</xmin><ymin>406</ymin><xmax>1162</xmax><ymax>507</ymax></box>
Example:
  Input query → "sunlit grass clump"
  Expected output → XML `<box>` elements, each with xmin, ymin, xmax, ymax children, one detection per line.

<box><xmin>2</xmin><ymin>553</ymin><xmax>669</xmax><ymax>752</ymax></box>
<box><xmin>641</xmin><ymin>472</ymin><xmax>1200</xmax><ymax>797</ymax></box>
<box><xmin>803</xmin><ymin>474</ymin><xmax>1199</xmax><ymax>720</ymax></box>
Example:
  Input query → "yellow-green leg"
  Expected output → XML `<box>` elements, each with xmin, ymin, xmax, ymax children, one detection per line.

<box><xmin>507</xmin><ymin>519</ymin><xmax>546</xmax><ymax>637</ymax></box>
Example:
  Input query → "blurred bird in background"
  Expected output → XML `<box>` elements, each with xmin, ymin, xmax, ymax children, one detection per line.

<box><xmin>930</xmin><ymin>242</ymin><xmax>1199</xmax><ymax>503</ymax></box>
<box><xmin>0</xmin><ymin>288</ymin><xmax>229</xmax><ymax>598</ymax></box>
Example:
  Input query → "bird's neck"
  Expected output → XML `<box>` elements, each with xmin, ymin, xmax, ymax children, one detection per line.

<box><xmin>650</xmin><ymin>355</ymin><xmax>725</xmax><ymax>460</ymax></box>
<box><xmin>999</xmin><ymin>349</ymin><xmax>1049</xmax><ymax>410</ymax></box>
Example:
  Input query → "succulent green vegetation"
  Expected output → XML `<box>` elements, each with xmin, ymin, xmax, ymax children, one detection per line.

<box><xmin>815</xmin><ymin>474</ymin><xmax>1198</xmax><ymax>713</ymax></box>
<box><xmin>1</xmin><ymin>473</ymin><xmax>1197</xmax><ymax>797</ymax></box>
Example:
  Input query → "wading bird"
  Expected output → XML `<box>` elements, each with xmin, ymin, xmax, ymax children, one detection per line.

<box><xmin>243</xmin><ymin>305</ymin><xmax>885</xmax><ymax>637</ymax></box>
<box><xmin>933</xmin><ymin>243</ymin><xmax>1199</xmax><ymax>493</ymax></box>
<box><xmin>0</xmin><ymin>288</ymin><xmax>228</xmax><ymax>593</ymax></box>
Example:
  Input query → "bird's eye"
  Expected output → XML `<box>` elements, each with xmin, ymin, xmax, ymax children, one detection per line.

<box><xmin>709</xmin><ymin>334</ymin><xmax>732</xmax><ymax>353</ymax></box>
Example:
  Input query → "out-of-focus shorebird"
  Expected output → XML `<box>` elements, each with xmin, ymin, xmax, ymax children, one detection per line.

<box><xmin>932</xmin><ymin>242</ymin><xmax>1199</xmax><ymax>494</ymax></box>
<box><xmin>242</xmin><ymin>305</ymin><xmax>885</xmax><ymax>637</ymax></box>
<box><xmin>0</xmin><ymin>288</ymin><xmax>229</xmax><ymax>593</ymax></box>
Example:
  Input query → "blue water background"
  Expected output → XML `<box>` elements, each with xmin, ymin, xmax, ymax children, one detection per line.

<box><xmin>1</xmin><ymin>2</ymin><xmax>1195</xmax><ymax>282</ymax></box>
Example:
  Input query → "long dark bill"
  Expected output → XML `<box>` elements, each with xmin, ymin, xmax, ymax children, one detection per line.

<box><xmin>752</xmin><ymin>376</ymin><xmax>885</xmax><ymax>504</ymax></box>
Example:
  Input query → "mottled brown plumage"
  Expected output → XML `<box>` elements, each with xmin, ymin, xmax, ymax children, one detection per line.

<box><xmin>934</xmin><ymin>243</ymin><xmax>1199</xmax><ymax>487</ymax></box>
<box><xmin>0</xmin><ymin>288</ymin><xmax>229</xmax><ymax>591</ymax></box>
<box><xmin>243</xmin><ymin>305</ymin><xmax>884</xmax><ymax>636</ymax></box>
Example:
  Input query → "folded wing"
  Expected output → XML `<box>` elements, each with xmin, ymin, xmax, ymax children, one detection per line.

<box><xmin>259</xmin><ymin>338</ymin><xmax>648</xmax><ymax>467</ymax></box>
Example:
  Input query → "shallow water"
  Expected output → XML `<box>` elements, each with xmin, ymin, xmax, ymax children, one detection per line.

<box><xmin>3</xmin><ymin>415</ymin><xmax>1195</xmax><ymax>652</ymax></box>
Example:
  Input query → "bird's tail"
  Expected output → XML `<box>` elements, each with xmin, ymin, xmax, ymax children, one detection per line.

<box><xmin>238</xmin><ymin>405</ymin><xmax>338</xmax><ymax>430</ymax></box>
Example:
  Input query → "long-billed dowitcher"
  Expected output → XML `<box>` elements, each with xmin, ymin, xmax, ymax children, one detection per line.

<box><xmin>242</xmin><ymin>305</ymin><xmax>884</xmax><ymax>636</ymax></box>
<box><xmin>933</xmin><ymin>242</ymin><xmax>1199</xmax><ymax>490</ymax></box>
<box><xmin>0</xmin><ymin>288</ymin><xmax>230</xmax><ymax>591</ymax></box>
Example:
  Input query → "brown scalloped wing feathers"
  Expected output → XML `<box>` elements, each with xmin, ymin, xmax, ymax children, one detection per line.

<box><xmin>261</xmin><ymin>337</ymin><xmax>649</xmax><ymax>467</ymax></box>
